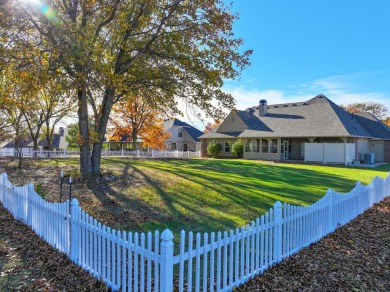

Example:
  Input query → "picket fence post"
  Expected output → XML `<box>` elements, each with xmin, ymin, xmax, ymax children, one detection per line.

<box><xmin>160</xmin><ymin>229</ymin><xmax>174</xmax><ymax>292</ymax></box>
<box><xmin>326</xmin><ymin>189</ymin><xmax>333</xmax><ymax>233</ymax></box>
<box><xmin>273</xmin><ymin>201</ymin><xmax>283</xmax><ymax>263</ymax></box>
<box><xmin>70</xmin><ymin>198</ymin><xmax>80</xmax><ymax>263</ymax></box>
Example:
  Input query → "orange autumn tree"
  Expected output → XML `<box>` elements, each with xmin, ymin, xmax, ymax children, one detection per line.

<box><xmin>204</xmin><ymin>121</ymin><xmax>221</xmax><ymax>133</ymax></box>
<box><xmin>110</xmin><ymin>95</ymin><xmax>170</xmax><ymax>151</ymax></box>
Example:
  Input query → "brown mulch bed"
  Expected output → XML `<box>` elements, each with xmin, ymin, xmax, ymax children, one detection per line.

<box><xmin>236</xmin><ymin>196</ymin><xmax>390</xmax><ymax>291</ymax></box>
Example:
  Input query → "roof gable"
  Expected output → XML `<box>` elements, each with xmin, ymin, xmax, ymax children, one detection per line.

<box><xmin>216</xmin><ymin>111</ymin><xmax>248</xmax><ymax>133</ymax></box>
<box><xmin>163</xmin><ymin>118</ymin><xmax>203</xmax><ymax>142</ymax></box>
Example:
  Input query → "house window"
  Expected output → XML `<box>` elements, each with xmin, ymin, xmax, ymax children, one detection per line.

<box><xmin>262</xmin><ymin>139</ymin><xmax>277</xmax><ymax>153</ymax></box>
<box><xmin>255</xmin><ymin>139</ymin><xmax>260</xmax><ymax>153</ymax></box>
<box><xmin>245</xmin><ymin>139</ymin><xmax>251</xmax><ymax>152</ymax></box>
<box><xmin>225</xmin><ymin>141</ymin><xmax>231</xmax><ymax>152</ymax></box>
<box><xmin>262</xmin><ymin>139</ymin><xmax>269</xmax><ymax>153</ymax></box>
<box><xmin>270</xmin><ymin>139</ymin><xmax>278</xmax><ymax>153</ymax></box>
<box><xmin>178</xmin><ymin>128</ymin><xmax>183</xmax><ymax>138</ymax></box>
<box><xmin>171</xmin><ymin>143</ymin><xmax>177</xmax><ymax>150</ymax></box>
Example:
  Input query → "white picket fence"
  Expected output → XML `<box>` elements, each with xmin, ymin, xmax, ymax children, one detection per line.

<box><xmin>0</xmin><ymin>174</ymin><xmax>70</xmax><ymax>254</ymax></box>
<box><xmin>0</xmin><ymin>149</ymin><xmax>201</xmax><ymax>159</ymax></box>
<box><xmin>0</xmin><ymin>171</ymin><xmax>389</xmax><ymax>291</ymax></box>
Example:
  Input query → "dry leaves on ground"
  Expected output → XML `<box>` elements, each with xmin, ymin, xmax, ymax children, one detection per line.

<box><xmin>0</xmin><ymin>206</ymin><xmax>108</xmax><ymax>291</ymax></box>
<box><xmin>236</xmin><ymin>197</ymin><xmax>390</xmax><ymax>291</ymax></box>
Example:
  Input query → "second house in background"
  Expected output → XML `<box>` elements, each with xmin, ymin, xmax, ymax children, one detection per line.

<box><xmin>163</xmin><ymin>118</ymin><xmax>204</xmax><ymax>152</ymax></box>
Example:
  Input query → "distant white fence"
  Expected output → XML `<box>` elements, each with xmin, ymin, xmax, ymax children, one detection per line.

<box><xmin>304</xmin><ymin>143</ymin><xmax>356</xmax><ymax>164</ymax></box>
<box><xmin>1</xmin><ymin>172</ymin><xmax>389</xmax><ymax>291</ymax></box>
<box><xmin>0</xmin><ymin>149</ymin><xmax>201</xmax><ymax>159</ymax></box>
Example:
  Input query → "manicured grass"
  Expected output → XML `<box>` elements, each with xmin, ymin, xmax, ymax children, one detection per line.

<box><xmin>41</xmin><ymin>158</ymin><xmax>390</xmax><ymax>238</ymax></box>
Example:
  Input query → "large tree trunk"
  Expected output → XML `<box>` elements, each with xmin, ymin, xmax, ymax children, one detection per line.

<box><xmin>13</xmin><ymin>128</ymin><xmax>20</xmax><ymax>158</ymax></box>
<box><xmin>91</xmin><ymin>86</ymin><xmax>115</xmax><ymax>175</ymax></box>
<box><xmin>78</xmin><ymin>87</ymin><xmax>92</xmax><ymax>178</ymax></box>
<box><xmin>32</xmin><ymin>139</ymin><xmax>39</xmax><ymax>158</ymax></box>
<box><xmin>132</xmin><ymin>128</ymin><xmax>138</xmax><ymax>151</ymax></box>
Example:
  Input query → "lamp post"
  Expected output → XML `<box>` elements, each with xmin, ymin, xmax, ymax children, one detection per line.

<box><xmin>69</xmin><ymin>176</ymin><xmax>73</xmax><ymax>202</ymax></box>
<box><xmin>59</xmin><ymin>170</ymin><xmax>64</xmax><ymax>202</ymax></box>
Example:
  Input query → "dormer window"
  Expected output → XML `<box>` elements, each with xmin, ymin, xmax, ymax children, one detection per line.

<box><xmin>178</xmin><ymin>128</ymin><xmax>183</xmax><ymax>137</ymax></box>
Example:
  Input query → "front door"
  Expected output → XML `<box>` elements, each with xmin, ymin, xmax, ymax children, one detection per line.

<box><xmin>283</xmin><ymin>140</ymin><xmax>288</xmax><ymax>159</ymax></box>
<box><xmin>183</xmin><ymin>144</ymin><xmax>188</xmax><ymax>151</ymax></box>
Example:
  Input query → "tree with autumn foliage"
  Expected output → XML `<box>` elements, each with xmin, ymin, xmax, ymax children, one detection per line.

<box><xmin>110</xmin><ymin>94</ymin><xmax>170</xmax><ymax>151</ymax></box>
<box><xmin>0</xmin><ymin>66</ymin><xmax>31</xmax><ymax>153</ymax></box>
<box><xmin>204</xmin><ymin>121</ymin><xmax>222</xmax><ymax>133</ymax></box>
<box><xmin>6</xmin><ymin>0</ymin><xmax>251</xmax><ymax>177</ymax></box>
<box><xmin>340</xmin><ymin>101</ymin><xmax>389</xmax><ymax>120</ymax></box>
<box><xmin>381</xmin><ymin>117</ymin><xmax>390</xmax><ymax>127</ymax></box>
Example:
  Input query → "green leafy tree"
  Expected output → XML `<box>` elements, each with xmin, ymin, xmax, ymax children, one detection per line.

<box><xmin>232</xmin><ymin>139</ymin><xmax>244</xmax><ymax>158</ymax></box>
<box><xmin>207</xmin><ymin>140</ymin><xmax>222</xmax><ymax>158</ymax></box>
<box><xmin>6</xmin><ymin>0</ymin><xmax>252</xmax><ymax>177</ymax></box>
<box><xmin>65</xmin><ymin>123</ymin><xmax>81</xmax><ymax>150</ymax></box>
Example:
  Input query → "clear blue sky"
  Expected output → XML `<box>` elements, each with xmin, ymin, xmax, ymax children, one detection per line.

<box><xmin>221</xmin><ymin>0</ymin><xmax>390</xmax><ymax>113</ymax></box>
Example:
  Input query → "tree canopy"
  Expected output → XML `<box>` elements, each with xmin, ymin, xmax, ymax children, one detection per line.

<box><xmin>3</xmin><ymin>0</ymin><xmax>251</xmax><ymax>177</ymax></box>
<box><xmin>340</xmin><ymin>101</ymin><xmax>389</xmax><ymax>120</ymax></box>
<box><xmin>110</xmin><ymin>93</ymin><xmax>170</xmax><ymax>150</ymax></box>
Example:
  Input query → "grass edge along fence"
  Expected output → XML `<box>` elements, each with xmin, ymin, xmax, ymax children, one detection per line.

<box><xmin>0</xmin><ymin>172</ymin><xmax>389</xmax><ymax>292</ymax></box>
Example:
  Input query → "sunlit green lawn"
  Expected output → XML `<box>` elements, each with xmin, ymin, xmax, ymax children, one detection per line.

<box><xmin>43</xmin><ymin>158</ymin><xmax>390</xmax><ymax>238</ymax></box>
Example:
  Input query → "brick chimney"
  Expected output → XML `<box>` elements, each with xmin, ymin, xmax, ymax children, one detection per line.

<box><xmin>259</xmin><ymin>99</ymin><xmax>267</xmax><ymax>116</ymax></box>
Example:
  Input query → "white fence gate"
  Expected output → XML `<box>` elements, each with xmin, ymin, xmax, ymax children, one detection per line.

<box><xmin>1</xmin><ymin>171</ymin><xmax>389</xmax><ymax>291</ymax></box>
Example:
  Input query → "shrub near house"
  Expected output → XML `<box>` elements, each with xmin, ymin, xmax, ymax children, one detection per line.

<box><xmin>207</xmin><ymin>140</ymin><xmax>222</xmax><ymax>158</ymax></box>
<box><xmin>232</xmin><ymin>139</ymin><xmax>244</xmax><ymax>158</ymax></box>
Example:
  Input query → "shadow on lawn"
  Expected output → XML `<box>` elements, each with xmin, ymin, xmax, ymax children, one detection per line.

<box><xmin>90</xmin><ymin>158</ymin><xmax>383</xmax><ymax>238</ymax></box>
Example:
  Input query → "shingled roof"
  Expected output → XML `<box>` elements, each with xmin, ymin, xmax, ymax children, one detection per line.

<box><xmin>201</xmin><ymin>94</ymin><xmax>390</xmax><ymax>139</ymax></box>
<box><xmin>164</xmin><ymin>118</ymin><xmax>204</xmax><ymax>142</ymax></box>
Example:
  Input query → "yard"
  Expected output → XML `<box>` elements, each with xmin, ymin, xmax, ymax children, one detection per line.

<box><xmin>1</xmin><ymin>157</ymin><xmax>389</xmax><ymax>239</ymax></box>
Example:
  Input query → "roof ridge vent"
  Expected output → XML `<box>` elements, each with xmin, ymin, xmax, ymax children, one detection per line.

<box><xmin>283</xmin><ymin>105</ymin><xmax>288</xmax><ymax>107</ymax></box>
<box><xmin>292</xmin><ymin>104</ymin><xmax>297</xmax><ymax>106</ymax></box>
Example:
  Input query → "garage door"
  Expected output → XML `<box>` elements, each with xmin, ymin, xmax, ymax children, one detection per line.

<box><xmin>372</xmin><ymin>142</ymin><xmax>385</xmax><ymax>162</ymax></box>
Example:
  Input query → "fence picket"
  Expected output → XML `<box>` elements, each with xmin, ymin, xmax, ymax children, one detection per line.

<box><xmin>147</xmin><ymin>232</ymin><xmax>152</xmax><ymax>292</ymax></box>
<box><xmin>223</xmin><ymin>231</ymin><xmax>228</xmax><ymax>290</ymax></box>
<box><xmin>188</xmin><ymin>231</ymin><xmax>193</xmax><ymax>292</ymax></box>
<box><xmin>203</xmin><ymin>232</ymin><xmax>209</xmax><ymax>292</ymax></box>
<box><xmin>210</xmin><ymin>232</ymin><xmax>215</xmax><ymax>292</ymax></box>
<box><xmin>195</xmin><ymin>232</ymin><xmax>201</xmax><ymax>292</ymax></box>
